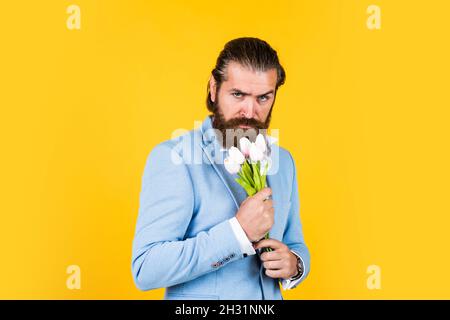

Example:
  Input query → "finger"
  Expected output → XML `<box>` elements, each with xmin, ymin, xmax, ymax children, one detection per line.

<box><xmin>263</xmin><ymin>199</ymin><xmax>273</xmax><ymax>210</ymax></box>
<box><xmin>259</xmin><ymin>250</ymin><xmax>282</xmax><ymax>262</ymax></box>
<box><xmin>263</xmin><ymin>260</ymin><xmax>284</xmax><ymax>270</ymax></box>
<box><xmin>253</xmin><ymin>187</ymin><xmax>272</xmax><ymax>201</ymax></box>
<box><xmin>265</xmin><ymin>268</ymin><xmax>285</xmax><ymax>279</ymax></box>
<box><xmin>254</xmin><ymin>239</ymin><xmax>284</xmax><ymax>250</ymax></box>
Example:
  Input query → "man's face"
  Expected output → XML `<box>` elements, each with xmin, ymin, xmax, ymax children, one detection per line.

<box><xmin>210</xmin><ymin>61</ymin><xmax>278</xmax><ymax>148</ymax></box>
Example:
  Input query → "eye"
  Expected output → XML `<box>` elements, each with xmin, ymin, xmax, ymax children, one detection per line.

<box><xmin>232</xmin><ymin>92</ymin><xmax>243</xmax><ymax>98</ymax></box>
<box><xmin>259</xmin><ymin>95</ymin><xmax>269</xmax><ymax>102</ymax></box>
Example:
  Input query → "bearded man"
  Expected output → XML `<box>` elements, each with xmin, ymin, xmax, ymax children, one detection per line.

<box><xmin>131</xmin><ymin>37</ymin><xmax>310</xmax><ymax>300</ymax></box>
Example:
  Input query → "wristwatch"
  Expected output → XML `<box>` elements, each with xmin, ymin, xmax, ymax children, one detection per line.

<box><xmin>290</xmin><ymin>254</ymin><xmax>304</xmax><ymax>280</ymax></box>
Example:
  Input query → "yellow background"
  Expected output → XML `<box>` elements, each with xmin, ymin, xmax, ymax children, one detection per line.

<box><xmin>1</xmin><ymin>0</ymin><xmax>449</xmax><ymax>299</ymax></box>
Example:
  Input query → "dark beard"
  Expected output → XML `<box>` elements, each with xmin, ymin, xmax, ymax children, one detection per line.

<box><xmin>210</xmin><ymin>94</ymin><xmax>273</xmax><ymax>149</ymax></box>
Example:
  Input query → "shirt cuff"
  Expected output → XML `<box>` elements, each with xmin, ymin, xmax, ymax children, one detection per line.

<box><xmin>228</xmin><ymin>217</ymin><xmax>256</xmax><ymax>257</ymax></box>
<box><xmin>281</xmin><ymin>250</ymin><xmax>306</xmax><ymax>290</ymax></box>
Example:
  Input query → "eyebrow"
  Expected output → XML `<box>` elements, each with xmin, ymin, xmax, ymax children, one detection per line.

<box><xmin>229</xmin><ymin>88</ymin><xmax>274</xmax><ymax>97</ymax></box>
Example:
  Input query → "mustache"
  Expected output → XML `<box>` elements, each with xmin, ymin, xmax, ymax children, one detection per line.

<box><xmin>221</xmin><ymin>117</ymin><xmax>266</xmax><ymax>129</ymax></box>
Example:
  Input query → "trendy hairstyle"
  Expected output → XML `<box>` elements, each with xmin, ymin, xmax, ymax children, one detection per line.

<box><xmin>206</xmin><ymin>37</ymin><xmax>286</xmax><ymax>112</ymax></box>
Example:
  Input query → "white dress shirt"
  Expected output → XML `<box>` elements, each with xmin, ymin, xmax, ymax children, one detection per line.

<box><xmin>228</xmin><ymin>217</ymin><xmax>305</xmax><ymax>290</ymax></box>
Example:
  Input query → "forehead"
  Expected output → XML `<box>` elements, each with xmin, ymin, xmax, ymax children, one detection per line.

<box><xmin>222</xmin><ymin>61</ymin><xmax>278</xmax><ymax>94</ymax></box>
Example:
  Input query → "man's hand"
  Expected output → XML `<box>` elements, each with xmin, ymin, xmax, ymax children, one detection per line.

<box><xmin>253</xmin><ymin>239</ymin><xmax>298</xmax><ymax>280</ymax></box>
<box><xmin>235</xmin><ymin>188</ymin><xmax>274</xmax><ymax>242</ymax></box>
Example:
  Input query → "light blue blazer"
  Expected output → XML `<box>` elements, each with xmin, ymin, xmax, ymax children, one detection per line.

<box><xmin>131</xmin><ymin>115</ymin><xmax>310</xmax><ymax>300</ymax></box>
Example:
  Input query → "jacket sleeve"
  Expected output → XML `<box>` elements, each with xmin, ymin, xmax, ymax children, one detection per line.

<box><xmin>131</xmin><ymin>142</ymin><xmax>244</xmax><ymax>291</ymax></box>
<box><xmin>281</xmin><ymin>151</ymin><xmax>311</xmax><ymax>289</ymax></box>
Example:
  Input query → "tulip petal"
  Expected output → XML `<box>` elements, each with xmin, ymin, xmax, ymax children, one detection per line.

<box><xmin>229</xmin><ymin>146</ymin><xmax>245</xmax><ymax>164</ymax></box>
<box><xmin>255</xmin><ymin>134</ymin><xmax>267</xmax><ymax>153</ymax></box>
<box><xmin>249</xmin><ymin>142</ymin><xmax>264</xmax><ymax>162</ymax></box>
<box><xmin>224</xmin><ymin>157</ymin><xmax>241</xmax><ymax>174</ymax></box>
<box><xmin>239</xmin><ymin>137</ymin><xmax>251</xmax><ymax>157</ymax></box>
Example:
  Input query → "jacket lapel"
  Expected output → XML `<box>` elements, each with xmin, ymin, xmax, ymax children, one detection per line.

<box><xmin>200</xmin><ymin>116</ymin><xmax>240</xmax><ymax>210</ymax></box>
<box><xmin>265</xmin><ymin>171</ymin><xmax>282</xmax><ymax>240</ymax></box>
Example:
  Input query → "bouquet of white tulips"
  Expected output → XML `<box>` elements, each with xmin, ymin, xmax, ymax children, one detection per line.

<box><xmin>224</xmin><ymin>133</ymin><xmax>274</xmax><ymax>252</ymax></box>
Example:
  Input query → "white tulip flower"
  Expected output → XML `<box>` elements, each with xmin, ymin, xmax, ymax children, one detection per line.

<box><xmin>224</xmin><ymin>133</ymin><xmax>273</xmax><ymax>252</ymax></box>
<box><xmin>224</xmin><ymin>157</ymin><xmax>241</xmax><ymax>174</ymax></box>
<box><xmin>255</xmin><ymin>134</ymin><xmax>267</xmax><ymax>153</ymax></box>
<box><xmin>239</xmin><ymin>137</ymin><xmax>252</xmax><ymax>157</ymax></box>
<box><xmin>249</xmin><ymin>142</ymin><xmax>264</xmax><ymax>162</ymax></box>
<box><xmin>228</xmin><ymin>146</ymin><xmax>245</xmax><ymax>165</ymax></box>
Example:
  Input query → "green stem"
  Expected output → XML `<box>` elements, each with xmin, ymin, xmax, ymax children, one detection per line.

<box><xmin>263</xmin><ymin>231</ymin><xmax>273</xmax><ymax>252</ymax></box>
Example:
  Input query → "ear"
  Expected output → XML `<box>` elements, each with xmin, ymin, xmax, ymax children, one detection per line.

<box><xmin>209</xmin><ymin>75</ymin><xmax>217</xmax><ymax>102</ymax></box>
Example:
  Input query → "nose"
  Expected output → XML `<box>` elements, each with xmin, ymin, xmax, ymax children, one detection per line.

<box><xmin>240</xmin><ymin>99</ymin><xmax>256</xmax><ymax>119</ymax></box>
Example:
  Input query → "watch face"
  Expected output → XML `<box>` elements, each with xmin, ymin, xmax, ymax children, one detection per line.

<box><xmin>292</xmin><ymin>256</ymin><xmax>303</xmax><ymax>280</ymax></box>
